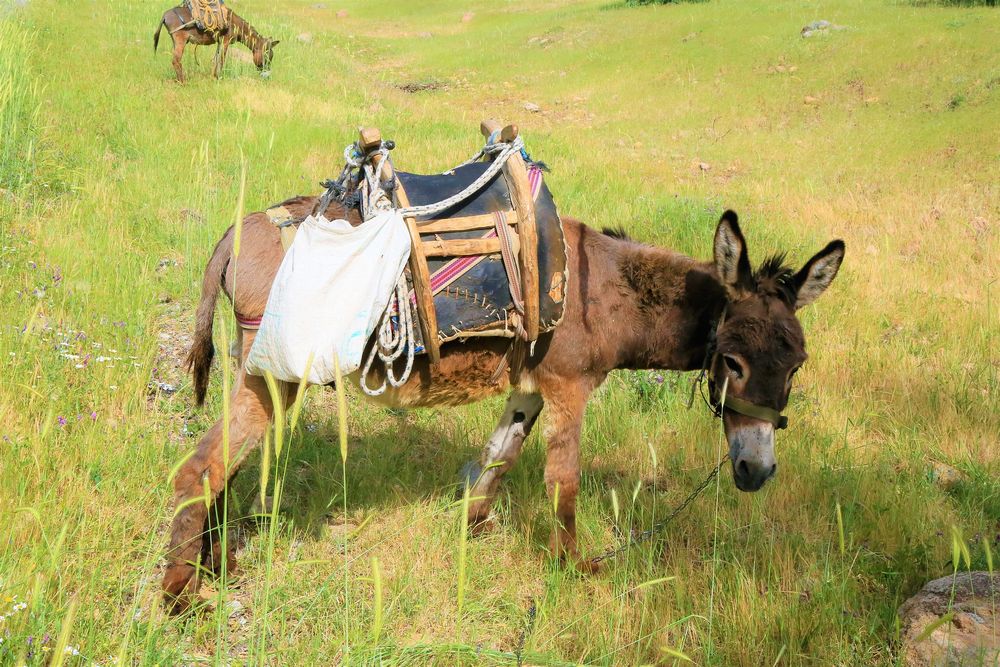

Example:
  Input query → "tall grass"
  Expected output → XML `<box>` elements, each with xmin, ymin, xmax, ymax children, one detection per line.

<box><xmin>0</xmin><ymin>17</ymin><xmax>40</xmax><ymax>190</ymax></box>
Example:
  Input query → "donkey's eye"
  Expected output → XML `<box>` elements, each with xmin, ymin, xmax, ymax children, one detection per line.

<box><xmin>723</xmin><ymin>355</ymin><xmax>744</xmax><ymax>379</ymax></box>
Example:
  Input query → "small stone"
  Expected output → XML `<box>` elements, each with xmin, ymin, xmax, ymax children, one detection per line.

<box><xmin>461</xmin><ymin>11</ymin><xmax>474</xmax><ymax>23</ymax></box>
<box><xmin>804</xmin><ymin>95</ymin><xmax>820</xmax><ymax>105</ymax></box>
<box><xmin>336</xmin><ymin>9</ymin><xmax>348</xmax><ymax>18</ymax></box>
<box><xmin>226</xmin><ymin>599</ymin><xmax>244</xmax><ymax>618</ymax></box>
<box><xmin>929</xmin><ymin>460</ymin><xmax>965</xmax><ymax>490</ymax></box>
<box><xmin>297</xmin><ymin>33</ymin><xmax>312</xmax><ymax>43</ymax></box>
<box><xmin>523</xmin><ymin>101</ymin><xmax>541</xmax><ymax>113</ymax></box>
<box><xmin>698</xmin><ymin>162</ymin><xmax>711</xmax><ymax>172</ymax></box>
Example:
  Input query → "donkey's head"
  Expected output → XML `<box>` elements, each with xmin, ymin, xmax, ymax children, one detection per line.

<box><xmin>710</xmin><ymin>211</ymin><xmax>844</xmax><ymax>492</ymax></box>
<box><xmin>254</xmin><ymin>38</ymin><xmax>280</xmax><ymax>72</ymax></box>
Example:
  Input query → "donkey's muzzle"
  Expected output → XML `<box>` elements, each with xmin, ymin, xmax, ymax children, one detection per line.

<box><xmin>728</xmin><ymin>421</ymin><xmax>777</xmax><ymax>492</ymax></box>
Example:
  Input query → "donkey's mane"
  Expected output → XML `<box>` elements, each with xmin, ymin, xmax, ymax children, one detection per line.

<box><xmin>601</xmin><ymin>225</ymin><xmax>632</xmax><ymax>241</ymax></box>
<box><xmin>754</xmin><ymin>253</ymin><xmax>796</xmax><ymax>303</ymax></box>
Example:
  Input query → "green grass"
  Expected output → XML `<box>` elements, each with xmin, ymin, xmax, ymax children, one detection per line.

<box><xmin>1</xmin><ymin>0</ymin><xmax>998</xmax><ymax>664</ymax></box>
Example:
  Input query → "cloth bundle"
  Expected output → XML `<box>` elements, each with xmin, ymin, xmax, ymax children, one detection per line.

<box><xmin>245</xmin><ymin>211</ymin><xmax>411</xmax><ymax>385</ymax></box>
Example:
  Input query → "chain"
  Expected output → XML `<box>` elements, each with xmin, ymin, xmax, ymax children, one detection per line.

<box><xmin>589</xmin><ymin>456</ymin><xmax>729</xmax><ymax>565</ymax></box>
<box><xmin>514</xmin><ymin>598</ymin><xmax>537</xmax><ymax>667</ymax></box>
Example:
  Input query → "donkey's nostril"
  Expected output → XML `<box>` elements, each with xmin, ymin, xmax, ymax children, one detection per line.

<box><xmin>769</xmin><ymin>463</ymin><xmax>777</xmax><ymax>478</ymax></box>
<box><xmin>737</xmin><ymin>459</ymin><xmax>750</xmax><ymax>476</ymax></box>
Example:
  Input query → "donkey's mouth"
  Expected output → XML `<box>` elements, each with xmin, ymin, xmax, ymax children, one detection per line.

<box><xmin>731</xmin><ymin>458</ymin><xmax>777</xmax><ymax>492</ymax></box>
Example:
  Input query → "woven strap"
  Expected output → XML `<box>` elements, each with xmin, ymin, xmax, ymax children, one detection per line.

<box><xmin>722</xmin><ymin>394</ymin><xmax>788</xmax><ymax>430</ymax></box>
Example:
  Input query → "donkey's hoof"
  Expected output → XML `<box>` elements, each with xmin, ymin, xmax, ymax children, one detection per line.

<box><xmin>574</xmin><ymin>556</ymin><xmax>603</xmax><ymax>576</ymax></box>
<box><xmin>162</xmin><ymin>564</ymin><xmax>199</xmax><ymax>615</ymax></box>
<box><xmin>469</xmin><ymin>513</ymin><xmax>498</xmax><ymax>537</ymax></box>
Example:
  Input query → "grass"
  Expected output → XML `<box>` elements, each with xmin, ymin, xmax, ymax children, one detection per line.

<box><xmin>0</xmin><ymin>0</ymin><xmax>998</xmax><ymax>664</ymax></box>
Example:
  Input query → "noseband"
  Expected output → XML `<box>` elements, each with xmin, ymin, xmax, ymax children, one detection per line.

<box><xmin>690</xmin><ymin>307</ymin><xmax>789</xmax><ymax>430</ymax></box>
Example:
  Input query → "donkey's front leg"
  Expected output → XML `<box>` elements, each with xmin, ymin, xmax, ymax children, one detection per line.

<box><xmin>216</xmin><ymin>37</ymin><xmax>232</xmax><ymax>79</ymax></box>
<box><xmin>540</xmin><ymin>379</ymin><xmax>598</xmax><ymax>573</ymax></box>
<box><xmin>465</xmin><ymin>391</ymin><xmax>544</xmax><ymax>531</ymax></box>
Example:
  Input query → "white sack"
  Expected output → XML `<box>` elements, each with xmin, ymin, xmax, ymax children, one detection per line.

<box><xmin>245</xmin><ymin>210</ymin><xmax>411</xmax><ymax>384</ymax></box>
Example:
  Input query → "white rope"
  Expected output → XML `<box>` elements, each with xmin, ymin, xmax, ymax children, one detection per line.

<box><xmin>394</xmin><ymin>137</ymin><xmax>525</xmax><ymax>219</ymax></box>
<box><xmin>359</xmin><ymin>274</ymin><xmax>416</xmax><ymax>396</ymax></box>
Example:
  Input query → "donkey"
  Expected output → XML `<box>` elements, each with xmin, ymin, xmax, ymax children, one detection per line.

<box><xmin>154</xmin><ymin>5</ymin><xmax>279</xmax><ymax>83</ymax></box>
<box><xmin>162</xmin><ymin>196</ymin><xmax>844</xmax><ymax>612</ymax></box>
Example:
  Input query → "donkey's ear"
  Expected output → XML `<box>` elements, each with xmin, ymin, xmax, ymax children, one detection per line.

<box><xmin>792</xmin><ymin>240</ymin><xmax>845</xmax><ymax>309</ymax></box>
<box><xmin>271</xmin><ymin>40</ymin><xmax>281</xmax><ymax>47</ymax></box>
<box><xmin>713</xmin><ymin>210</ymin><xmax>752</xmax><ymax>296</ymax></box>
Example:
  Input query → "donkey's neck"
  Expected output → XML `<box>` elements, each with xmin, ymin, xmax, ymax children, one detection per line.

<box><xmin>229</xmin><ymin>14</ymin><xmax>262</xmax><ymax>51</ymax></box>
<box><xmin>613</xmin><ymin>242</ymin><xmax>728</xmax><ymax>372</ymax></box>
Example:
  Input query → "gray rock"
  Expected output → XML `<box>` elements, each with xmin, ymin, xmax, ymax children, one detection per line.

<box><xmin>801</xmin><ymin>20</ymin><xmax>847</xmax><ymax>38</ymax></box>
<box><xmin>899</xmin><ymin>572</ymin><xmax>1000</xmax><ymax>666</ymax></box>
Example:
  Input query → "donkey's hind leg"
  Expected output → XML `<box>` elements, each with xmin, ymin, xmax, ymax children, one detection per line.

<box><xmin>465</xmin><ymin>391</ymin><xmax>543</xmax><ymax>531</ymax></box>
<box><xmin>171</xmin><ymin>34</ymin><xmax>186</xmax><ymax>83</ymax></box>
<box><xmin>200</xmin><ymin>468</ymin><xmax>242</xmax><ymax>580</ymax></box>
<box><xmin>163</xmin><ymin>352</ymin><xmax>292</xmax><ymax>613</ymax></box>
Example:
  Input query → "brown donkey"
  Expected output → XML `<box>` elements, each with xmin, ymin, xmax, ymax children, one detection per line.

<box><xmin>154</xmin><ymin>5</ymin><xmax>279</xmax><ymax>83</ymax></box>
<box><xmin>162</xmin><ymin>198</ymin><xmax>845</xmax><ymax>612</ymax></box>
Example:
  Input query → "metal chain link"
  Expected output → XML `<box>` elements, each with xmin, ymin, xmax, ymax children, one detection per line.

<box><xmin>589</xmin><ymin>456</ymin><xmax>729</xmax><ymax>565</ymax></box>
<box><xmin>514</xmin><ymin>598</ymin><xmax>537</xmax><ymax>666</ymax></box>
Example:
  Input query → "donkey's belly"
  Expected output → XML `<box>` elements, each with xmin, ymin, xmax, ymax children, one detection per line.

<box><xmin>348</xmin><ymin>341</ymin><xmax>514</xmax><ymax>409</ymax></box>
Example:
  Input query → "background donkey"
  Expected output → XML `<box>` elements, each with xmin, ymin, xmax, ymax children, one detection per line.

<box><xmin>163</xmin><ymin>200</ymin><xmax>844</xmax><ymax>612</ymax></box>
<box><xmin>154</xmin><ymin>5</ymin><xmax>279</xmax><ymax>82</ymax></box>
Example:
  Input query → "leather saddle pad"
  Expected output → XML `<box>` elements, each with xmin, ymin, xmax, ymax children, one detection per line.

<box><xmin>396</xmin><ymin>162</ymin><xmax>568</xmax><ymax>352</ymax></box>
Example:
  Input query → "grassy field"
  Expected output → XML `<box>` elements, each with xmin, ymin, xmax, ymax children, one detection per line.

<box><xmin>1</xmin><ymin>0</ymin><xmax>998</xmax><ymax>664</ymax></box>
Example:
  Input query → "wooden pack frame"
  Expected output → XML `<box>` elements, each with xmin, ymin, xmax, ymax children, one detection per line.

<box><xmin>361</xmin><ymin>120</ymin><xmax>541</xmax><ymax>365</ymax></box>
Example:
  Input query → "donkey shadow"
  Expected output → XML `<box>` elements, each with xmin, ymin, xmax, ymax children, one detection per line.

<box><xmin>226</xmin><ymin>398</ymin><xmax>549</xmax><ymax>542</ymax></box>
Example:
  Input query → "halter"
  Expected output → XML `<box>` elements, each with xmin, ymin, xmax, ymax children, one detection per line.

<box><xmin>689</xmin><ymin>306</ymin><xmax>789</xmax><ymax>430</ymax></box>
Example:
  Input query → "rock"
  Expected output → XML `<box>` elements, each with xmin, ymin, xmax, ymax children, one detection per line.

<box><xmin>297</xmin><ymin>33</ymin><xmax>312</xmax><ymax>43</ymax></box>
<box><xmin>225</xmin><ymin>599</ymin><xmax>244</xmax><ymax>619</ymax></box>
<box><xmin>336</xmin><ymin>9</ymin><xmax>348</xmax><ymax>18</ymax></box>
<box><xmin>801</xmin><ymin>20</ymin><xmax>847</xmax><ymax>38</ymax></box>
<box><xmin>804</xmin><ymin>95</ymin><xmax>821</xmax><ymax>105</ymax></box>
<box><xmin>899</xmin><ymin>572</ymin><xmax>1000</xmax><ymax>666</ymax></box>
<box><xmin>461</xmin><ymin>11</ymin><xmax>474</xmax><ymax>23</ymax></box>
<box><xmin>929</xmin><ymin>461</ymin><xmax>966</xmax><ymax>491</ymax></box>
<box><xmin>523</xmin><ymin>101</ymin><xmax>541</xmax><ymax>113</ymax></box>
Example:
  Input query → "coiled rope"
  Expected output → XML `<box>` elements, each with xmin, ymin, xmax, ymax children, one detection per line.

<box><xmin>360</xmin><ymin>274</ymin><xmax>415</xmax><ymax>396</ymax></box>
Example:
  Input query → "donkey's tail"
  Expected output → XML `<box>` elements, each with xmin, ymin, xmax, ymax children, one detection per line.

<box><xmin>154</xmin><ymin>19</ymin><xmax>164</xmax><ymax>53</ymax></box>
<box><xmin>187</xmin><ymin>228</ymin><xmax>233</xmax><ymax>406</ymax></box>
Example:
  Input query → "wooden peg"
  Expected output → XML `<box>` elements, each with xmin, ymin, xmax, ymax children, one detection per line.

<box><xmin>480</xmin><ymin>119</ymin><xmax>502</xmax><ymax>140</ymax></box>
<box><xmin>358</xmin><ymin>126</ymin><xmax>382</xmax><ymax>153</ymax></box>
<box><xmin>500</xmin><ymin>124</ymin><xmax>519</xmax><ymax>143</ymax></box>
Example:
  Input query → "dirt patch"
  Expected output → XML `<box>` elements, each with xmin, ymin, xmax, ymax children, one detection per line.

<box><xmin>397</xmin><ymin>79</ymin><xmax>447</xmax><ymax>94</ymax></box>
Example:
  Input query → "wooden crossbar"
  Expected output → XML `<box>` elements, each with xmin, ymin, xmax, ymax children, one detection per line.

<box><xmin>481</xmin><ymin>120</ymin><xmax>540</xmax><ymax>342</ymax></box>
